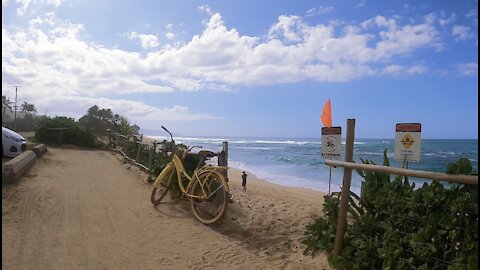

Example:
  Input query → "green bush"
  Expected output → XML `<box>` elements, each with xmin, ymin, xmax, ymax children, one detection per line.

<box><xmin>302</xmin><ymin>153</ymin><xmax>478</xmax><ymax>270</ymax></box>
<box><xmin>35</xmin><ymin>116</ymin><xmax>98</xmax><ymax>147</ymax></box>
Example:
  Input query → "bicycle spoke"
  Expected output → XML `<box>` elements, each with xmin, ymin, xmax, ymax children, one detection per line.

<box><xmin>190</xmin><ymin>172</ymin><xmax>228</xmax><ymax>224</ymax></box>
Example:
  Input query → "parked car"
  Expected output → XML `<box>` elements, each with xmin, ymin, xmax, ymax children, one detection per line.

<box><xmin>2</xmin><ymin>127</ymin><xmax>27</xmax><ymax>158</ymax></box>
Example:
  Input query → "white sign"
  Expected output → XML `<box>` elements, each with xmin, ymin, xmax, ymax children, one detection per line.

<box><xmin>322</xmin><ymin>127</ymin><xmax>342</xmax><ymax>160</ymax></box>
<box><xmin>394</xmin><ymin>123</ymin><xmax>421</xmax><ymax>162</ymax></box>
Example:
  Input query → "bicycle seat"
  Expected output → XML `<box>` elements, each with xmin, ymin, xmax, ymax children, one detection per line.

<box><xmin>198</xmin><ymin>150</ymin><xmax>216</xmax><ymax>158</ymax></box>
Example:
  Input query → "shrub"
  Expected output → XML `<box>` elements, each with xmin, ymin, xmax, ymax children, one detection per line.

<box><xmin>35</xmin><ymin>116</ymin><xmax>98</xmax><ymax>147</ymax></box>
<box><xmin>302</xmin><ymin>152</ymin><xmax>478</xmax><ymax>270</ymax></box>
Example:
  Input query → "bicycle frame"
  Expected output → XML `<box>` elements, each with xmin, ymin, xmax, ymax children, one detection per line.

<box><xmin>169</xmin><ymin>152</ymin><xmax>228</xmax><ymax>199</ymax></box>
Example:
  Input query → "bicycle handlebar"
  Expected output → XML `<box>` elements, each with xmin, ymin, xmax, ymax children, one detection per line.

<box><xmin>188</xmin><ymin>145</ymin><xmax>202</xmax><ymax>151</ymax></box>
<box><xmin>161</xmin><ymin>125</ymin><xmax>173</xmax><ymax>142</ymax></box>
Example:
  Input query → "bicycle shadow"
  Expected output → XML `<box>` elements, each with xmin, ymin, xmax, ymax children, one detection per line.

<box><xmin>151</xmin><ymin>198</ymin><xmax>192</xmax><ymax>220</ymax></box>
<box><xmin>205</xmin><ymin>203</ymin><xmax>293</xmax><ymax>257</ymax></box>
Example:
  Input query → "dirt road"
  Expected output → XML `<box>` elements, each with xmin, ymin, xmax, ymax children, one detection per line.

<box><xmin>2</xmin><ymin>147</ymin><xmax>329</xmax><ymax>270</ymax></box>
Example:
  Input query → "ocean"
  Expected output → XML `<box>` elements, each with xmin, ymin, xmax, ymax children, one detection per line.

<box><xmin>146</xmin><ymin>135</ymin><xmax>478</xmax><ymax>194</ymax></box>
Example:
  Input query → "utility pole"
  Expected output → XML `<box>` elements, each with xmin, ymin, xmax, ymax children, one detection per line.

<box><xmin>12</xmin><ymin>85</ymin><xmax>21</xmax><ymax>130</ymax></box>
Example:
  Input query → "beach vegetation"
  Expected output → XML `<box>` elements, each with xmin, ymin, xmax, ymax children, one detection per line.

<box><xmin>302</xmin><ymin>151</ymin><xmax>478</xmax><ymax>270</ymax></box>
<box><xmin>35</xmin><ymin>116</ymin><xmax>99</xmax><ymax>147</ymax></box>
<box><xmin>78</xmin><ymin>105</ymin><xmax>139</xmax><ymax>136</ymax></box>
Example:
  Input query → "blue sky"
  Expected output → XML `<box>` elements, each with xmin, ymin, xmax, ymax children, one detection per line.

<box><xmin>2</xmin><ymin>0</ymin><xmax>478</xmax><ymax>139</ymax></box>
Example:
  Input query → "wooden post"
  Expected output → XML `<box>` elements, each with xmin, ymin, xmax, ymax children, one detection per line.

<box><xmin>333</xmin><ymin>119</ymin><xmax>355</xmax><ymax>257</ymax></box>
<box><xmin>107</xmin><ymin>129</ymin><xmax>112</xmax><ymax>148</ymax></box>
<box><xmin>135</xmin><ymin>140</ymin><xmax>141</xmax><ymax>162</ymax></box>
<box><xmin>150</xmin><ymin>141</ymin><xmax>157</xmax><ymax>168</ymax></box>
<box><xmin>219</xmin><ymin>141</ymin><xmax>228</xmax><ymax>180</ymax></box>
<box><xmin>149</xmin><ymin>145</ymin><xmax>153</xmax><ymax>168</ymax></box>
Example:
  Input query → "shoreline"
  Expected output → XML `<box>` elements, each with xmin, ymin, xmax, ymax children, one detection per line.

<box><xmin>140</xmin><ymin>134</ymin><xmax>336</xmax><ymax>194</ymax></box>
<box><xmin>138</xmin><ymin>135</ymin><xmax>333</xmax><ymax>267</ymax></box>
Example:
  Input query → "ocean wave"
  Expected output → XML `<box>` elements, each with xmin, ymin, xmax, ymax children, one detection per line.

<box><xmin>358</xmin><ymin>152</ymin><xmax>394</xmax><ymax>157</ymax></box>
<box><xmin>341</xmin><ymin>141</ymin><xmax>366</xmax><ymax>145</ymax></box>
<box><xmin>275</xmin><ymin>157</ymin><xmax>295</xmax><ymax>163</ymax></box>
<box><xmin>232</xmin><ymin>140</ymin><xmax>320</xmax><ymax>145</ymax></box>
<box><xmin>235</xmin><ymin>146</ymin><xmax>284</xmax><ymax>150</ymax></box>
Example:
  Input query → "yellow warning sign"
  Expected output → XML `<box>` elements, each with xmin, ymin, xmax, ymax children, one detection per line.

<box><xmin>395</xmin><ymin>123</ymin><xmax>421</xmax><ymax>162</ymax></box>
<box><xmin>401</xmin><ymin>134</ymin><xmax>414</xmax><ymax>149</ymax></box>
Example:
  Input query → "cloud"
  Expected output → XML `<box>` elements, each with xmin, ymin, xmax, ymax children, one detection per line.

<box><xmin>3</xmin><ymin>12</ymin><xmax>444</xmax><ymax>91</ymax></box>
<box><xmin>198</xmin><ymin>4</ymin><xmax>213</xmax><ymax>16</ymax></box>
<box><xmin>380</xmin><ymin>64</ymin><xmax>427</xmax><ymax>76</ymax></box>
<box><xmin>29</xmin><ymin>95</ymin><xmax>224</xmax><ymax>123</ymax></box>
<box><xmin>455</xmin><ymin>63</ymin><xmax>478</xmax><ymax>76</ymax></box>
<box><xmin>165</xmin><ymin>32</ymin><xmax>174</xmax><ymax>40</ymax></box>
<box><xmin>438</xmin><ymin>11</ymin><xmax>456</xmax><ymax>26</ymax></box>
<box><xmin>305</xmin><ymin>6</ymin><xmax>334</xmax><ymax>17</ymax></box>
<box><xmin>128</xmin><ymin>32</ymin><xmax>159</xmax><ymax>49</ymax></box>
<box><xmin>452</xmin><ymin>25</ymin><xmax>472</xmax><ymax>41</ymax></box>
<box><xmin>2</xmin><ymin>11</ymin><xmax>448</xmax><ymax>122</ymax></box>
<box><xmin>355</xmin><ymin>0</ymin><xmax>367</xmax><ymax>8</ymax></box>
<box><xmin>11</xmin><ymin>0</ymin><xmax>62</xmax><ymax>16</ymax></box>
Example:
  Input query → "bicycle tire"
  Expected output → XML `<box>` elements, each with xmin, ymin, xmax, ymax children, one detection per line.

<box><xmin>189</xmin><ymin>171</ymin><xmax>229</xmax><ymax>224</ymax></box>
<box><xmin>151</xmin><ymin>163</ymin><xmax>174</xmax><ymax>205</ymax></box>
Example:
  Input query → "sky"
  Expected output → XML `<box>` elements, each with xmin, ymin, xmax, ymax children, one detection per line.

<box><xmin>2</xmin><ymin>0</ymin><xmax>478</xmax><ymax>139</ymax></box>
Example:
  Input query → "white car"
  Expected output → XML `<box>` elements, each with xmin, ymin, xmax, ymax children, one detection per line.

<box><xmin>2</xmin><ymin>127</ymin><xmax>27</xmax><ymax>158</ymax></box>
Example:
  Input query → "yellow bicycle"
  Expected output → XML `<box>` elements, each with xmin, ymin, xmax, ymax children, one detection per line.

<box><xmin>151</xmin><ymin>126</ymin><xmax>229</xmax><ymax>224</ymax></box>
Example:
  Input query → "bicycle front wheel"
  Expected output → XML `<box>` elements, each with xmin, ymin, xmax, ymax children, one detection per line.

<box><xmin>151</xmin><ymin>163</ymin><xmax>174</xmax><ymax>205</ymax></box>
<box><xmin>190</xmin><ymin>171</ymin><xmax>228</xmax><ymax>224</ymax></box>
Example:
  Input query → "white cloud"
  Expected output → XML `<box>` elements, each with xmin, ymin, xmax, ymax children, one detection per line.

<box><xmin>128</xmin><ymin>32</ymin><xmax>159</xmax><ymax>49</ymax></box>
<box><xmin>465</xmin><ymin>9</ymin><xmax>477</xmax><ymax>19</ymax></box>
<box><xmin>198</xmin><ymin>4</ymin><xmax>213</xmax><ymax>16</ymax></box>
<box><xmin>14</xmin><ymin>0</ymin><xmax>62</xmax><ymax>16</ymax></box>
<box><xmin>305</xmin><ymin>8</ymin><xmax>316</xmax><ymax>17</ymax></box>
<box><xmin>438</xmin><ymin>11</ymin><xmax>456</xmax><ymax>26</ymax></box>
<box><xmin>3</xmin><ymin>12</ymin><xmax>444</xmax><ymax>92</ymax></box>
<box><xmin>165</xmin><ymin>32</ymin><xmax>174</xmax><ymax>40</ymax></box>
<box><xmin>305</xmin><ymin>6</ymin><xmax>334</xmax><ymax>17</ymax></box>
<box><xmin>406</xmin><ymin>64</ymin><xmax>427</xmax><ymax>75</ymax></box>
<box><xmin>268</xmin><ymin>15</ymin><xmax>305</xmax><ymax>42</ymax></box>
<box><xmin>355</xmin><ymin>0</ymin><xmax>366</xmax><ymax>8</ymax></box>
<box><xmin>455</xmin><ymin>63</ymin><xmax>478</xmax><ymax>76</ymax></box>
<box><xmin>2</xmin><ymin>11</ymin><xmax>447</xmax><ymax>122</ymax></box>
<box><xmin>318</xmin><ymin>6</ymin><xmax>334</xmax><ymax>14</ymax></box>
<box><xmin>379</xmin><ymin>64</ymin><xmax>427</xmax><ymax>76</ymax></box>
<box><xmin>452</xmin><ymin>25</ymin><xmax>472</xmax><ymax>41</ymax></box>
<box><xmin>26</xmin><ymin>95</ymin><xmax>223</xmax><ymax>123</ymax></box>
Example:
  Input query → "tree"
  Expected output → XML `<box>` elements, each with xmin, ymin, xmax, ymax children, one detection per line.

<box><xmin>79</xmin><ymin>105</ymin><xmax>139</xmax><ymax>136</ymax></box>
<box><xmin>2</xmin><ymin>95</ymin><xmax>13</xmax><ymax>115</ymax></box>
<box><xmin>20</xmin><ymin>102</ymin><xmax>37</xmax><ymax>115</ymax></box>
<box><xmin>87</xmin><ymin>105</ymin><xmax>99</xmax><ymax>118</ymax></box>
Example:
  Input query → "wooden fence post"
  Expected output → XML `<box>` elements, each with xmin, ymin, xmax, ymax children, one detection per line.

<box><xmin>333</xmin><ymin>119</ymin><xmax>355</xmax><ymax>257</ymax></box>
<box><xmin>149</xmin><ymin>142</ymin><xmax>157</xmax><ymax>169</ymax></box>
<box><xmin>135</xmin><ymin>141</ymin><xmax>141</xmax><ymax>162</ymax></box>
<box><xmin>218</xmin><ymin>141</ymin><xmax>228</xmax><ymax>180</ymax></box>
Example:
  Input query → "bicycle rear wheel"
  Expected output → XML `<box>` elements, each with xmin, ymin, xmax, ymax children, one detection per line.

<box><xmin>151</xmin><ymin>164</ymin><xmax>174</xmax><ymax>205</ymax></box>
<box><xmin>190</xmin><ymin>171</ymin><xmax>228</xmax><ymax>224</ymax></box>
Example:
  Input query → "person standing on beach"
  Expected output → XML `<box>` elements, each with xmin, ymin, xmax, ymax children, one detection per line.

<box><xmin>241</xmin><ymin>171</ymin><xmax>247</xmax><ymax>192</ymax></box>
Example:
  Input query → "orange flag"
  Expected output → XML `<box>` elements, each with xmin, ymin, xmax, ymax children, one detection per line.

<box><xmin>321</xmin><ymin>99</ymin><xmax>332</xmax><ymax>127</ymax></box>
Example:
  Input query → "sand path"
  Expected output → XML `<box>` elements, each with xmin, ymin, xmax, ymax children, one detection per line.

<box><xmin>2</xmin><ymin>147</ymin><xmax>331</xmax><ymax>270</ymax></box>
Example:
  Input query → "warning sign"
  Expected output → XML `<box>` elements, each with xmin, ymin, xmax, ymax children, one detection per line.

<box><xmin>394</xmin><ymin>123</ymin><xmax>421</xmax><ymax>162</ymax></box>
<box><xmin>401</xmin><ymin>134</ymin><xmax>415</xmax><ymax>149</ymax></box>
<box><xmin>321</xmin><ymin>127</ymin><xmax>342</xmax><ymax>160</ymax></box>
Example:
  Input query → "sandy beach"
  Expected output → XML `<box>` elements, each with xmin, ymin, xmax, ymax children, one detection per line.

<box><xmin>2</xmin><ymin>146</ymin><xmax>332</xmax><ymax>269</ymax></box>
